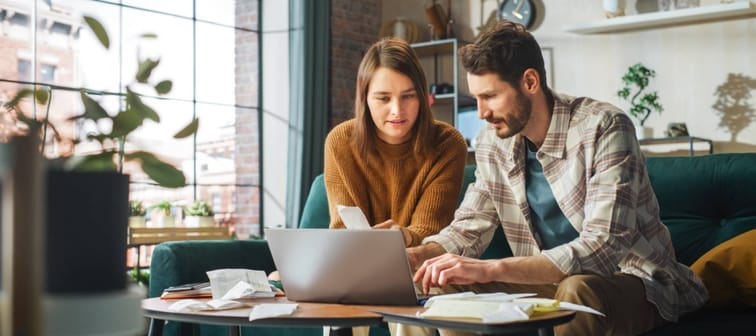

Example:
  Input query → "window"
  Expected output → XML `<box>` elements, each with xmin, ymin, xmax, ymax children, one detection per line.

<box><xmin>0</xmin><ymin>0</ymin><xmax>280</xmax><ymax>235</ymax></box>
<box><xmin>40</xmin><ymin>64</ymin><xmax>55</xmax><ymax>82</ymax></box>
<box><xmin>17</xmin><ymin>59</ymin><xmax>31</xmax><ymax>82</ymax></box>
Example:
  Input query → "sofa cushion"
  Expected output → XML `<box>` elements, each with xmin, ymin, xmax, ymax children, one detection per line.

<box><xmin>645</xmin><ymin>154</ymin><xmax>756</xmax><ymax>265</ymax></box>
<box><xmin>690</xmin><ymin>229</ymin><xmax>756</xmax><ymax>308</ymax></box>
<box><xmin>299</xmin><ymin>174</ymin><xmax>329</xmax><ymax>228</ymax></box>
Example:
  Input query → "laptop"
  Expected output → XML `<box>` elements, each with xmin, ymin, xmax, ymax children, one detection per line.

<box><xmin>266</xmin><ymin>228</ymin><xmax>420</xmax><ymax>306</ymax></box>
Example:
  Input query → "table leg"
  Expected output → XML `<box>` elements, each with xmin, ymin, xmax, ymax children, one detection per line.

<box><xmin>228</xmin><ymin>325</ymin><xmax>241</xmax><ymax>336</ymax></box>
<box><xmin>329</xmin><ymin>326</ymin><xmax>354</xmax><ymax>336</ymax></box>
<box><xmin>148</xmin><ymin>318</ymin><xmax>164</xmax><ymax>336</ymax></box>
<box><xmin>537</xmin><ymin>327</ymin><xmax>554</xmax><ymax>336</ymax></box>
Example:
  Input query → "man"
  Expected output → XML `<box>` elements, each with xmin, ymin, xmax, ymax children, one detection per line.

<box><xmin>408</xmin><ymin>21</ymin><xmax>707</xmax><ymax>335</ymax></box>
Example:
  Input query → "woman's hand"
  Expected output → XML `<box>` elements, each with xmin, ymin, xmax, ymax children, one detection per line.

<box><xmin>373</xmin><ymin>219</ymin><xmax>412</xmax><ymax>246</ymax></box>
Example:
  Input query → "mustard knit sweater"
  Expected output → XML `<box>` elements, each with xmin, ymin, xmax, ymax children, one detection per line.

<box><xmin>323</xmin><ymin>119</ymin><xmax>468</xmax><ymax>246</ymax></box>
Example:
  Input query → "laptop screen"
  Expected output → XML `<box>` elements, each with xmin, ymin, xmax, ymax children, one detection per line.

<box><xmin>266</xmin><ymin>229</ymin><xmax>419</xmax><ymax>306</ymax></box>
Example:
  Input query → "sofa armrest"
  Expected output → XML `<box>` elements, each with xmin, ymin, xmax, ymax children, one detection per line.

<box><xmin>148</xmin><ymin>239</ymin><xmax>275</xmax><ymax>298</ymax></box>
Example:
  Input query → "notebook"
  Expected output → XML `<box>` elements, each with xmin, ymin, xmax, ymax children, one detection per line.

<box><xmin>266</xmin><ymin>228</ymin><xmax>420</xmax><ymax>306</ymax></box>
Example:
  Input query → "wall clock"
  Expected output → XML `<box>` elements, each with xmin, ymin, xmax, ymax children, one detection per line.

<box><xmin>498</xmin><ymin>0</ymin><xmax>537</xmax><ymax>30</ymax></box>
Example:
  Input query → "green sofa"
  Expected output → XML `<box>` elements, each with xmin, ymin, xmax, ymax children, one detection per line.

<box><xmin>149</xmin><ymin>153</ymin><xmax>756</xmax><ymax>335</ymax></box>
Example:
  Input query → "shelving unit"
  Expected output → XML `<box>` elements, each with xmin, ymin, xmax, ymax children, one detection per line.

<box><xmin>638</xmin><ymin>136</ymin><xmax>714</xmax><ymax>156</ymax></box>
<box><xmin>565</xmin><ymin>1</ymin><xmax>755</xmax><ymax>34</ymax></box>
<box><xmin>411</xmin><ymin>38</ymin><xmax>463</xmax><ymax>127</ymax></box>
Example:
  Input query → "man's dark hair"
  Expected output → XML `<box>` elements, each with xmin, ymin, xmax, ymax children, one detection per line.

<box><xmin>459</xmin><ymin>20</ymin><xmax>550</xmax><ymax>94</ymax></box>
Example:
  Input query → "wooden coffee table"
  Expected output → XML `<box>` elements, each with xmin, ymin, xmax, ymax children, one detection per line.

<box><xmin>143</xmin><ymin>297</ymin><xmax>383</xmax><ymax>336</ymax></box>
<box><xmin>144</xmin><ymin>297</ymin><xmax>575</xmax><ymax>336</ymax></box>
<box><xmin>372</xmin><ymin>307</ymin><xmax>575</xmax><ymax>336</ymax></box>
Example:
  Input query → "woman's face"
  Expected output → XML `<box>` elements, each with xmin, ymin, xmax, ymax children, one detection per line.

<box><xmin>366</xmin><ymin>67</ymin><xmax>420</xmax><ymax>145</ymax></box>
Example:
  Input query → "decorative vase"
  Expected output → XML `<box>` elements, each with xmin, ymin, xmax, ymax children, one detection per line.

<box><xmin>393</xmin><ymin>17</ymin><xmax>408</xmax><ymax>40</ymax></box>
<box><xmin>129</xmin><ymin>216</ymin><xmax>146</xmax><ymax>228</ymax></box>
<box><xmin>185</xmin><ymin>215</ymin><xmax>214</xmax><ymax>227</ymax></box>
<box><xmin>603</xmin><ymin>0</ymin><xmax>626</xmax><ymax>18</ymax></box>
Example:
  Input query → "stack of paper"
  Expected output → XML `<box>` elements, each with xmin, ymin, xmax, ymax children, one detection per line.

<box><xmin>419</xmin><ymin>292</ymin><xmax>604</xmax><ymax>323</ymax></box>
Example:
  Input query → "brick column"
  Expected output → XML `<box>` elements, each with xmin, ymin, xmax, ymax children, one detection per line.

<box><xmin>234</xmin><ymin>1</ymin><xmax>260</xmax><ymax>227</ymax></box>
<box><xmin>329</xmin><ymin>0</ymin><xmax>381</xmax><ymax>128</ymax></box>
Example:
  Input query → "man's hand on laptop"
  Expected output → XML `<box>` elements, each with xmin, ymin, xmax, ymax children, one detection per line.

<box><xmin>413</xmin><ymin>251</ymin><xmax>493</xmax><ymax>295</ymax></box>
<box><xmin>407</xmin><ymin>242</ymin><xmax>446</xmax><ymax>272</ymax></box>
<box><xmin>372</xmin><ymin>219</ymin><xmax>412</xmax><ymax>246</ymax></box>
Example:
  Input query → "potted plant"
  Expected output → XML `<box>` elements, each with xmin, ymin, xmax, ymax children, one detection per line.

<box><xmin>617</xmin><ymin>63</ymin><xmax>663</xmax><ymax>139</ymax></box>
<box><xmin>149</xmin><ymin>201</ymin><xmax>175</xmax><ymax>227</ymax></box>
<box><xmin>129</xmin><ymin>200</ymin><xmax>147</xmax><ymax>228</ymax></box>
<box><xmin>183</xmin><ymin>200</ymin><xmax>215</xmax><ymax>227</ymax></box>
<box><xmin>1</xmin><ymin>16</ymin><xmax>197</xmax><ymax>294</ymax></box>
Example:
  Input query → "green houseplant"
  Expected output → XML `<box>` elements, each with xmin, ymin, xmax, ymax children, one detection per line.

<box><xmin>129</xmin><ymin>200</ymin><xmax>147</xmax><ymax>227</ymax></box>
<box><xmin>149</xmin><ymin>201</ymin><xmax>175</xmax><ymax>227</ymax></box>
<box><xmin>617</xmin><ymin>63</ymin><xmax>663</xmax><ymax>138</ymax></box>
<box><xmin>183</xmin><ymin>200</ymin><xmax>215</xmax><ymax>227</ymax></box>
<box><xmin>1</xmin><ymin>16</ymin><xmax>197</xmax><ymax>294</ymax></box>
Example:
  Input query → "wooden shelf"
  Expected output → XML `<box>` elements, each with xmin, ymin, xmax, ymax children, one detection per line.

<box><xmin>638</xmin><ymin>136</ymin><xmax>713</xmax><ymax>156</ymax></box>
<box><xmin>565</xmin><ymin>1</ymin><xmax>755</xmax><ymax>34</ymax></box>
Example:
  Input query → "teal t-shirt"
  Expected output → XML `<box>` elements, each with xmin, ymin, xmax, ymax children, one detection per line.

<box><xmin>525</xmin><ymin>142</ymin><xmax>579</xmax><ymax>249</ymax></box>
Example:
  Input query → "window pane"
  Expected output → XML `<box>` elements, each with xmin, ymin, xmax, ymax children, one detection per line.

<box><xmin>121</xmin><ymin>0</ymin><xmax>192</xmax><ymax>19</ymax></box>
<box><xmin>67</xmin><ymin>0</ymin><xmax>122</xmax><ymax>93</ymax></box>
<box><xmin>126</xmin><ymin>97</ymin><xmax>194</xmax><ymax>183</ymax></box>
<box><xmin>122</xmin><ymin>7</ymin><xmax>193</xmax><ymax>101</ymax></box>
<box><xmin>196</xmin><ymin>0</ymin><xmax>236</xmax><ymax>27</ymax></box>
<box><xmin>196</xmin><ymin>22</ymin><xmax>236</xmax><ymax>104</ymax></box>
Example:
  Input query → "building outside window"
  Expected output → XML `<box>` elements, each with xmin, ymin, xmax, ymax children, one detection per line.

<box><xmin>0</xmin><ymin>0</ymin><xmax>292</xmax><ymax>261</ymax></box>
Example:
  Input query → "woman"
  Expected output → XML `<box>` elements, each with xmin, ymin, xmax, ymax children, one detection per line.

<box><xmin>324</xmin><ymin>37</ymin><xmax>468</xmax><ymax>247</ymax></box>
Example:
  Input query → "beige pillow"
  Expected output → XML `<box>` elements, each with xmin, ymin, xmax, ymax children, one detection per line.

<box><xmin>690</xmin><ymin>229</ymin><xmax>756</xmax><ymax>308</ymax></box>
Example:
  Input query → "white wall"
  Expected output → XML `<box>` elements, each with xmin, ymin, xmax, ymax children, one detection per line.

<box><xmin>382</xmin><ymin>0</ymin><xmax>756</xmax><ymax>153</ymax></box>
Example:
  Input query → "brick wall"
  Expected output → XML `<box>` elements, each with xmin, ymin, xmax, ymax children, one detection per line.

<box><xmin>234</xmin><ymin>1</ymin><xmax>260</xmax><ymax>227</ymax></box>
<box><xmin>329</xmin><ymin>0</ymin><xmax>381</xmax><ymax>128</ymax></box>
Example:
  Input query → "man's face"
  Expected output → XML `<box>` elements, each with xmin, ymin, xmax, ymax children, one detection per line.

<box><xmin>467</xmin><ymin>72</ymin><xmax>532</xmax><ymax>139</ymax></box>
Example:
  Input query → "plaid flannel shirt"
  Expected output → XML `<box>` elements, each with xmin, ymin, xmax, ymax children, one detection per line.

<box><xmin>425</xmin><ymin>94</ymin><xmax>707</xmax><ymax>321</ymax></box>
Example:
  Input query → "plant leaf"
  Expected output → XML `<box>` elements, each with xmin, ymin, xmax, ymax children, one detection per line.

<box><xmin>173</xmin><ymin>118</ymin><xmax>198</xmax><ymax>139</ymax></box>
<box><xmin>110</xmin><ymin>108</ymin><xmax>144</xmax><ymax>138</ymax></box>
<box><xmin>4</xmin><ymin>88</ymin><xmax>33</xmax><ymax>108</ymax></box>
<box><xmin>64</xmin><ymin>152</ymin><xmax>117</xmax><ymax>171</ymax></box>
<box><xmin>126</xmin><ymin>88</ymin><xmax>160</xmax><ymax>122</ymax></box>
<box><xmin>126</xmin><ymin>151</ymin><xmax>186</xmax><ymax>188</ymax></box>
<box><xmin>83</xmin><ymin>16</ymin><xmax>109</xmax><ymax>49</ymax></box>
<box><xmin>80</xmin><ymin>90</ymin><xmax>110</xmax><ymax>120</ymax></box>
<box><xmin>136</xmin><ymin>58</ymin><xmax>160</xmax><ymax>83</ymax></box>
<box><xmin>141</xmin><ymin>33</ymin><xmax>157</xmax><ymax>39</ymax></box>
<box><xmin>154</xmin><ymin>80</ymin><xmax>173</xmax><ymax>94</ymax></box>
<box><xmin>34</xmin><ymin>89</ymin><xmax>49</xmax><ymax>105</ymax></box>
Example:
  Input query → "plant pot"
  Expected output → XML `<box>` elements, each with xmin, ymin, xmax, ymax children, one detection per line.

<box><xmin>185</xmin><ymin>216</ymin><xmax>214</xmax><ymax>227</ymax></box>
<box><xmin>603</xmin><ymin>0</ymin><xmax>626</xmax><ymax>17</ymax></box>
<box><xmin>151</xmin><ymin>211</ymin><xmax>175</xmax><ymax>227</ymax></box>
<box><xmin>129</xmin><ymin>216</ymin><xmax>146</xmax><ymax>228</ymax></box>
<box><xmin>636</xmin><ymin>126</ymin><xmax>654</xmax><ymax>140</ymax></box>
<box><xmin>46</xmin><ymin>170</ymin><xmax>129</xmax><ymax>294</ymax></box>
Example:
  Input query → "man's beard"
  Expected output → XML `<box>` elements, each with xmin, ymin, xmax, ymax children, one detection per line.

<box><xmin>489</xmin><ymin>90</ymin><xmax>532</xmax><ymax>139</ymax></box>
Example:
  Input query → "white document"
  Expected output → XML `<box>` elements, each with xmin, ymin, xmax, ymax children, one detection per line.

<box><xmin>514</xmin><ymin>298</ymin><xmax>605</xmax><ymax>316</ymax></box>
<box><xmin>420</xmin><ymin>299</ymin><xmax>532</xmax><ymax>323</ymax></box>
<box><xmin>419</xmin><ymin>293</ymin><xmax>605</xmax><ymax>322</ymax></box>
<box><xmin>248</xmin><ymin>303</ymin><xmax>299</xmax><ymax>321</ymax></box>
<box><xmin>337</xmin><ymin>205</ymin><xmax>371</xmax><ymax>230</ymax></box>
<box><xmin>168</xmin><ymin>299</ymin><xmax>244</xmax><ymax>312</ymax></box>
<box><xmin>206</xmin><ymin>269</ymin><xmax>274</xmax><ymax>299</ymax></box>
